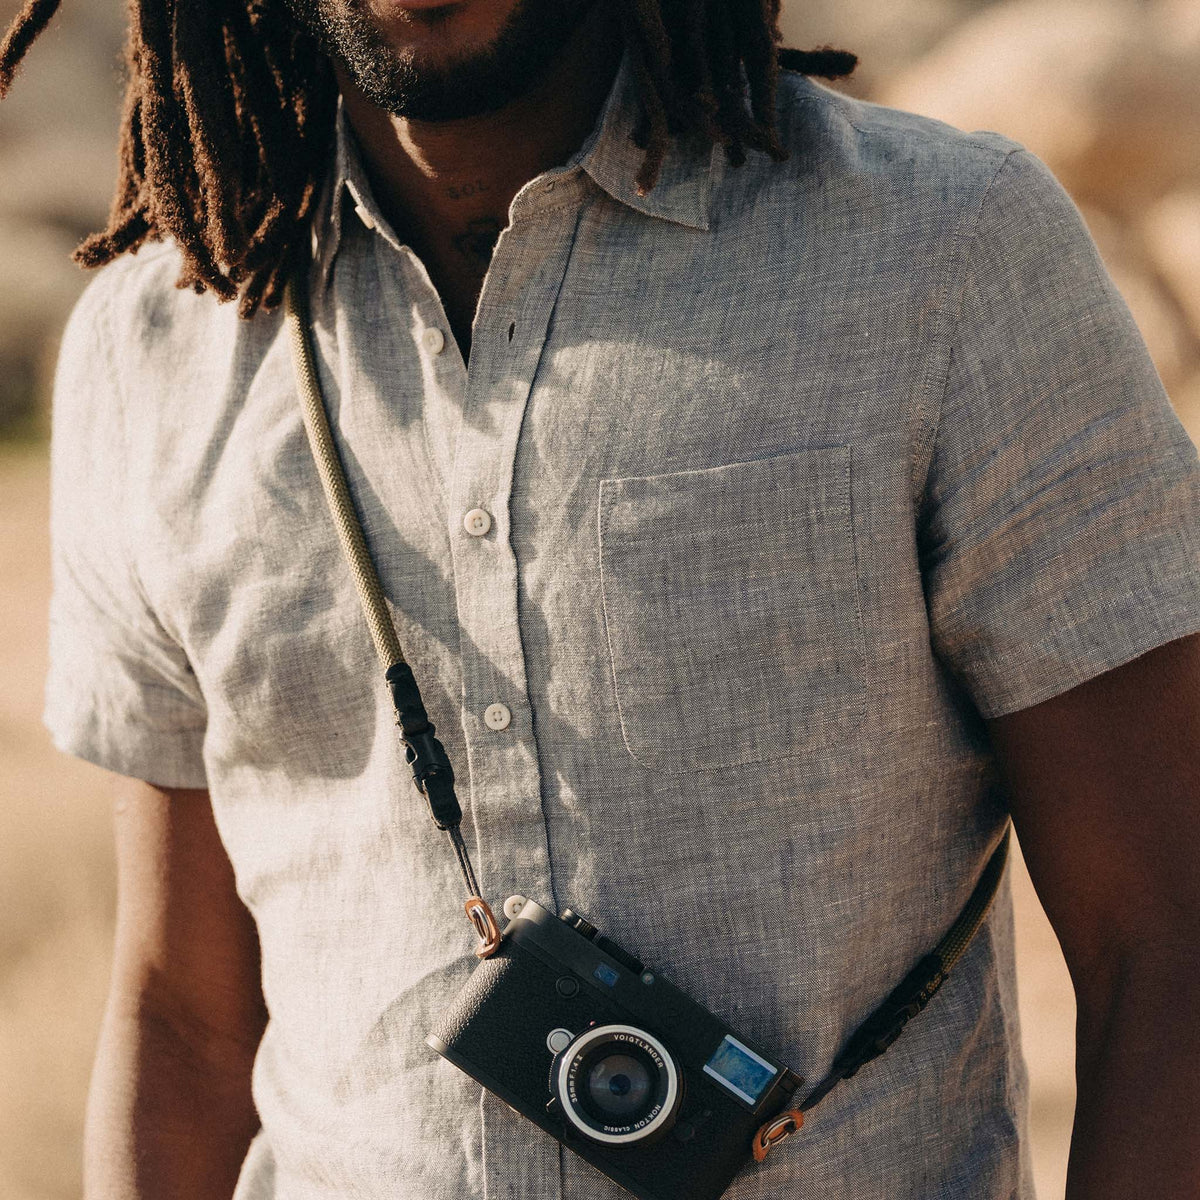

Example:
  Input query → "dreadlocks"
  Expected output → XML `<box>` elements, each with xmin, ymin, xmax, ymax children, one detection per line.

<box><xmin>0</xmin><ymin>0</ymin><xmax>856</xmax><ymax>317</ymax></box>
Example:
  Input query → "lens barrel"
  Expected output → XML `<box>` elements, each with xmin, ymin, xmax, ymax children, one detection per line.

<box><xmin>556</xmin><ymin>1025</ymin><xmax>681</xmax><ymax>1145</ymax></box>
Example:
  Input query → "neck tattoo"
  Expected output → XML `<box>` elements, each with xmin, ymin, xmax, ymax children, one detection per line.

<box><xmin>452</xmin><ymin>216</ymin><xmax>503</xmax><ymax>272</ymax></box>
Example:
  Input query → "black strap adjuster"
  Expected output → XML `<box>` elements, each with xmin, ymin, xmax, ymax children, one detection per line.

<box><xmin>832</xmin><ymin>955</ymin><xmax>947</xmax><ymax>1079</ymax></box>
<box><xmin>401</xmin><ymin>727</ymin><xmax>461</xmax><ymax>829</ymax></box>
<box><xmin>385</xmin><ymin>661</ymin><xmax>463</xmax><ymax>830</ymax></box>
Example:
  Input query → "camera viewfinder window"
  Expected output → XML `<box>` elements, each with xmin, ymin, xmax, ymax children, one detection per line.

<box><xmin>702</xmin><ymin>1035</ymin><xmax>779</xmax><ymax>1105</ymax></box>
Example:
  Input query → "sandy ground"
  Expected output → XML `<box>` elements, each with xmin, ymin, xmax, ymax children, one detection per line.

<box><xmin>0</xmin><ymin>442</ymin><xmax>1076</xmax><ymax>1198</ymax></box>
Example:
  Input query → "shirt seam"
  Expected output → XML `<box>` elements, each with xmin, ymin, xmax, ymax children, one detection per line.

<box><xmin>97</xmin><ymin>278</ymin><xmax>207</xmax><ymax>716</ymax></box>
<box><xmin>788</xmin><ymin>89</ymin><xmax>1020</xmax><ymax>159</ymax></box>
<box><xmin>908</xmin><ymin>146</ymin><xmax>1027</xmax><ymax>512</ymax></box>
<box><xmin>98</xmin><ymin>295</ymin><xmax>158</xmax><ymax>631</ymax></box>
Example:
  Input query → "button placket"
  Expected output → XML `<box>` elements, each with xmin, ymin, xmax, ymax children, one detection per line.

<box><xmin>444</xmin><ymin>202</ymin><xmax>586</xmax><ymax>1200</ymax></box>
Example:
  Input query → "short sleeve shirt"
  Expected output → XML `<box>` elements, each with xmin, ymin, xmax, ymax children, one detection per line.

<box><xmin>44</xmin><ymin>46</ymin><xmax>1200</xmax><ymax>1200</ymax></box>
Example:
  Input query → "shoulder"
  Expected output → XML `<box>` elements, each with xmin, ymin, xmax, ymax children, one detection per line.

<box><xmin>771</xmin><ymin>71</ymin><xmax>1020</xmax><ymax>195</ymax></box>
<box><xmin>52</xmin><ymin>239</ymin><xmax>288</xmax><ymax>508</ymax></box>
<box><xmin>52</xmin><ymin>244</ymin><xmax>190</xmax><ymax>451</ymax></box>
<box><xmin>55</xmin><ymin>239</ymin><xmax>284</xmax><ymax>441</ymax></box>
<box><xmin>757</xmin><ymin>72</ymin><xmax>1082</xmax><ymax>250</ymax></box>
<box><xmin>727</xmin><ymin>73</ymin><xmax>1104</xmax><ymax>330</ymax></box>
<box><xmin>62</xmin><ymin>235</ymin><xmax>249</xmax><ymax>355</ymax></box>
<box><xmin>60</xmin><ymin>239</ymin><xmax>281</xmax><ymax>394</ymax></box>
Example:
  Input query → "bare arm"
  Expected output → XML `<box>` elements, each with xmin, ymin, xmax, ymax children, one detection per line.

<box><xmin>85</xmin><ymin>780</ymin><xmax>267</xmax><ymax>1200</ymax></box>
<box><xmin>988</xmin><ymin>631</ymin><xmax>1200</xmax><ymax>1198</ymax></box>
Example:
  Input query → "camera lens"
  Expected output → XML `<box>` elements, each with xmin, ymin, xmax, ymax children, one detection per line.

<box><xmin>585</xmin><ymin>1051</ymin><xmax>653</xmax><ymax>1120</ymax></box>
<box><xmin>555</xmin><ymin>1024</ymin><xmax>681</xmax><ymax>1145</ymax></box>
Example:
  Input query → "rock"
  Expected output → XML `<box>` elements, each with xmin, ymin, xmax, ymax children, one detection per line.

<box><xmin>1140</xmin><ymin>192</ymin><xmax>1200</xmax><ymax>338</ymax></box>
<box><xmin>879</xmin><ymin>0</ymin><xmax>1200</xmax><ymax>216</ymax></box>
<box><xmin>0</xmin><ymin>0</ymin><xmax>124</xmax><ymax>429</ymax></box>
<box><xmin>0</xmin><ymin>218</ymin><xmax>88</xmax><ymax>428</ymax></box>
<box><xmin>1153</xmin><ymin>0</ymin><xmax>1200</xmax><ymax>54</ymax></box>
<box><xmin>1172</xmin><ymin>371</ymin><xmax>1200</xmax><ymax>448</ymax></box>
<box><xmin>882</xmin><ymin>1</ymin><xmax>1123</xmax><ymax>170</ymax></box>
<box><xmin>778</xmin><ymin>0</ymin><xmax>966</xmax><ymax>94</ymax></box>
<box><xmin>1075</xmin><ymin>204</ymin><xmax>1196</xmax><ymax>395</ymax></box>
<box><xmin>0</xmin><ymin>132</ymin><xmax>117</xmax><ymax>234</ymax></box>
<box><xmin>1102</xmin><ymin>259</ymin><xmax>1195</xmax><ymax>396</ymax></box>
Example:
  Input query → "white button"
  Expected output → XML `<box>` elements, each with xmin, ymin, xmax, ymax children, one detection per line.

<box><xmin>463</xmin><ymin>507</ymin><xmax>492</xmax><ymax>536</ymax></box>
<box><xmin>484</xmin><ymin>702</ymin><xmax>512</xmax><ymax>731</ymax></box>
<box><xmin>421</xmin><ymin>327</ymin><xmax>446</xmax><ymax>355</ymax></box>
<box><xmin>353</xmin><ymin>203</ymin><xmax>376</xmax><ymax>231</ymax></box>
<box><xmin>503</xmin><ymin>894</ymin><xmax>528</xmax><ymax>921</ymax></box>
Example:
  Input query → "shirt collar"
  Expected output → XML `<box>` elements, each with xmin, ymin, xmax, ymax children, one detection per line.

<box><xmin>312</xmin><ymin>42</ymin><xmax>718</xmax><ymax>286</ymax></box>
<box><xmin>565</xmin><ymin>42</ymin><xmax>719</xmax><ymax>233</ymax></box>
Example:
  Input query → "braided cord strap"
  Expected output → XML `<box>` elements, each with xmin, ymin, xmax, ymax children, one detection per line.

<box><xmin>284</xmin><ymin>276</ymin><xmax>496</xmax><ymax>953</ymax></box>
<box><xmin>803</xmin><ymin>824</ymin><xmax>1011</xmax><ymax>1112</ymax></box>
<box><xmin>936</xmin><ymin>823</ymin><xmax>1012</xmax><ymax>973</ymax></box>
<box><xmin>285</xmin><ymin>276</ymin><xmax>403</xmax><ymax>669</ymax></box>
<box><xmin>754</xmin><ymin>824</ymin><xmax>1013</xmax><ymax>1157</ymax></box>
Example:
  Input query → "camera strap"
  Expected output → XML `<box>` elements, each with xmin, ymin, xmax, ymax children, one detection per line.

<box><xmin>284</xmin><ymin>276</ymin><xmax>501</xmax><ymax>959</ymax></box>
<box><xmin>284</xmin><ymin>275</ymin><xmax>1013</xmax><ymax>1156</ymax></box>
<box><xmin>751</xmin><ymin>821</ymin><xmax>1012</xmax><ymax>1160</ymax></box>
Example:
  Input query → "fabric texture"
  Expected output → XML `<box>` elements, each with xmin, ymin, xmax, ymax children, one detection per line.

<box><xmin>45</xmin><ymin>43</ymin><xmax>1200</xmax><ymax>1200</ymax></box>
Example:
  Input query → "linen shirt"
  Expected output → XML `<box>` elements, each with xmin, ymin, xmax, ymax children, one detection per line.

<box><xmin>46</xmin><ymin>46</ymin><xmax>1200</xmax><ymax>1200</ymax></box>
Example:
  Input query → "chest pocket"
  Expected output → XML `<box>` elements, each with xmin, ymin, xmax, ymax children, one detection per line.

<box><xmin>598</xmin><ymin>445</ymin><xmax>866</xmax><ymax>774</ymax></box>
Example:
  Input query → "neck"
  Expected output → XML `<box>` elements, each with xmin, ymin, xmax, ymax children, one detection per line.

<box><xmin>335</xmin><ymin>3</ymin><xmax>624</xmax><ymax>249</ymax></box>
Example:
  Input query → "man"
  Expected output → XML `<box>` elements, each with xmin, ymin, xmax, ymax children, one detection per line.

<box><xmin>3</xmin><ymin>0</ymin><xmax>1199</xmax><ymax>1196</ymax></box>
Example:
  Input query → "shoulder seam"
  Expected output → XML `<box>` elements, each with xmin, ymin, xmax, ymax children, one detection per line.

<box><xmin>82</xmin><ymin>251</ymin><xmax>188</xmax><ymax>637</ymax></box>
<box><xmin>909</xmin><ymin>146</ymin><xmax>1027</xmax><ymax>509</ymax></box>
<box><xmin>784</xmin><ymin>88</ymin><xmax>1021</xmax><ymax>160</ymax></box>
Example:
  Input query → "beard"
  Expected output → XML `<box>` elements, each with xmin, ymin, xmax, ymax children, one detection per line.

<box><xmin>287</xmin><ymin>0</ymin><xmax>601</xmax><ymax>121</ymax></box>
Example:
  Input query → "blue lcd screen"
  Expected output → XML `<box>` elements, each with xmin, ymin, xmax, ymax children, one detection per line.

<box><xmin>593</xmin><ymin>963</ymin><xmax>620</xmax><ymax>988</ymax></box>
<box><xmin>702</xmin><ymin>1035</ymin><xmax>778</xmax><ymax>1105</ymax></box>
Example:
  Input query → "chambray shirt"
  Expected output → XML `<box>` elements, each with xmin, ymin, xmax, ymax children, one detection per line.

<box><xmin>46</xmin><ymin>46</ymin><xmax>1200</xmax><ymax>1200</ymax></box>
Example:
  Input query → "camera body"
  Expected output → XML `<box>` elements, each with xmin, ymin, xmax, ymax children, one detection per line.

<box><xmin>426</xmin><ymin>898</ymin><xmax>802</xmax><ymax>1200</ymax></box>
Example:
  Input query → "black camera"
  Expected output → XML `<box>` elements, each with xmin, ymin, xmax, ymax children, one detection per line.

<box><xmin>426</xmin><ymin>897</ymin><xmax>803</xmax><ymax>1200</ymax></box>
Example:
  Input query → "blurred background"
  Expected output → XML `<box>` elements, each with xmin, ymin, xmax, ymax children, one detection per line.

<box><xmin>1</xmin><ymin>0</ymin><xmax>1198</xmax><ymax>1196</ymax></box>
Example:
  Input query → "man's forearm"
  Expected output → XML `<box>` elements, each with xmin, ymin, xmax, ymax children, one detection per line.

<box><xmin>1065</xmin><ymin>946</ymin><xmax>1200</xmax><ymax>1198</ymax></box>
<box><xmin>84</xmin><ymin>991</ymin><xmax>261</xmax><ymax>1200</ymax></box>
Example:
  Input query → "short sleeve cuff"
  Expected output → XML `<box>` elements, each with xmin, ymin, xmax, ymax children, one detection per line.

<box><xmin>43</xmin><ymin>693</ymin><xmax>209</xmax><ymax>790</ymax></box>
<box><xmin>962</xmin><ymin>569</ymin><xmax>1200</xmax><ymax>719</ymax></box>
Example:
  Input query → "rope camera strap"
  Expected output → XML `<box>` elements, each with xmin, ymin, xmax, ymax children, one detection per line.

<box><xmin>752</xmin><ymin>823</ymin><xmax>1011</xmax><ymax>1160</ymax></box>
<box><xmin>283</xmin><ymin>273</ymin><xmax>1014</xmax><ymax>1145</ymax></box>
<box><xmin>284</xmin><ymin>275</ymin><xmax>500</xmax><ymax>958</ymax></box>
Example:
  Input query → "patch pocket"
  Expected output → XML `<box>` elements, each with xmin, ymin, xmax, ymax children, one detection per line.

<box><xmin>598</xmin><ymin>445</ymin><xmax>866</xmax><ymax>774</ymax></box>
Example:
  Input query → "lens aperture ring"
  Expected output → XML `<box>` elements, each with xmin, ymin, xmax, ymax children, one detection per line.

<box><xmin>556</xmin><ymin>1024</ymin><xmax>681</xmax><ymax>1145</ymax></box>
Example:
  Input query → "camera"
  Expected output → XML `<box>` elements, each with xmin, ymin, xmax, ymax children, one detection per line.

<box><xmin>425</xmin><ymin>897</ymin><xmax>803</xmax><ymax>1200</ymax></box>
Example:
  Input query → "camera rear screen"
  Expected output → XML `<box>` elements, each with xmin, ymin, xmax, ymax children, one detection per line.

<box><xmin>702</xmin><ymin>1035</ymin><xmax>778</xmax><ymax>1105</ymax></box>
